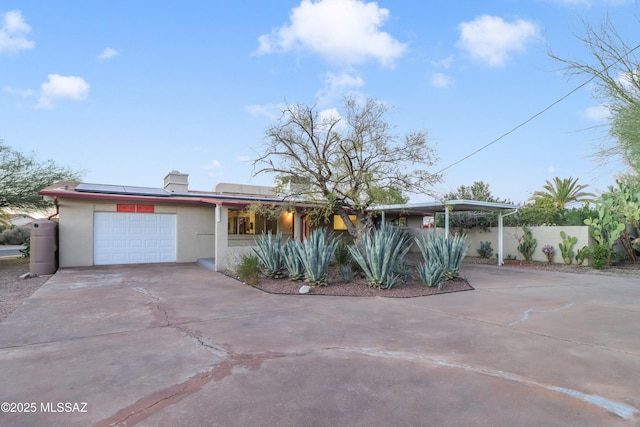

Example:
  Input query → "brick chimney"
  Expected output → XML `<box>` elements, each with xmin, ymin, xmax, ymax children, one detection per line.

<box><xmin>164</xmin><ymin>170</ymin><xmax>189</xmax><ymax>193</ymax></box>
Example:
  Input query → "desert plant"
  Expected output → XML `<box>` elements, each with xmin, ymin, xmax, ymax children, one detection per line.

<box><xmin>558</xmin><ymin>231</ymin><xmax>578</xmax><ymax>264</ymax></box>
<box><xmin>416</xmin><ymin>233</ymin><xmax>470</xmax><ymax>283</ymax></box>
<box><xmin>591</xmin><ymin>244</ymin><xmax>611</xmax><ymax>269</ymax></box>
<box><xmin>298</xmin><ymin>228</ymin><xmax>340</xmax><ymax>286</ymax></box>
<box><xmin>253</xmin><ymin>231</ymin><xmax>286</xmax><ymax>278</ymax></box>
<box><xmin>541</xmin><ymin>245</ymin><xmax>555</xmax><ymax>263</ymax></box>
<box><xmin>476</xmin><ymin>241</ymin><xmax>493</xmax><ymax>258</ymax></box>
<box><xmin>517</xmin><ymin>226</ymin><xmax>537</xmax><ymax>261</ymax></box>
<box><xmin>416</xmin><ymin>258</ymin><xmax>446</xmax><ymax>289</ymax></box>
<box><xmin>334</xmin><ymin>241</ymin><xmax>351</xmax><ymax>266</ymax></box>
<box><xmin>282</xmin><ymin>240</ymin><xmax>305</xmax><ymax>281</ymax></box>
<box><xmin>334</xmin><ymin>241</ymin><xmax>353</xmax><ymax>282</ymax></box>
<box><xmin>20</xmin><ymin>236</ymin><xmax>30</xmax><ymax>258</ymax></box>
<box><xmin>236</xmin><ymin>254</ymin><xmax>260</xmax><ymax>285</ymax></box>
<box><xmin>349</xmin><ymin>224</ymin><xmax>412</xmax><ymax>289</ymax></box>
<box><xmin>575</xmin><ymin>246</ymin><xmax>590</xmax><ymax>265</ymax></box>
<box><xmin>395</xmin><ymin>257</ymin><xmax>412</xmax><ymax>283</ymax></box>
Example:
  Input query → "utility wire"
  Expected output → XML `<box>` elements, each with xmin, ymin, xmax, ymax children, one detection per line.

<box><xmin>435</xmin><ymin>42</ymin><xmax>640</xmax><ymax>175</ymax></box>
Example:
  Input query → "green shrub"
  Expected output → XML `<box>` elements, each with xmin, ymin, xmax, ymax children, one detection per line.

<box><xmin>237</xmin><ymin>254</ymin><xmax>260</xmax><ymax>285</ymax></box>
<box><xmin>416</xmin><ymin>233</ymin><xmax>470</xmax><ymax>285</ymax></box>
<box><xmin>0</xmin><ymin>226</ymin><xmax>30</xmax><ymax>245</ymax></box>
<box><xmin>591</xmin><ymin>244</ymin><xmax>611</xmax><ymax>269</ymax></box>
<box><xmin>253</xmin><ymin>231</ymin><xmax>286</xmax><ymax>278</ymax></box>
<box><xmin>282</xmin><ymin>240</ymin><xmax>305</xmax><ymax>281</ymax></box>
<box><xmin>298</xmin><ymin>229</ymin><xmax>340</xmax><ymax>286</ymax></box>
<box><xmin>517</xmin><ymin>226</ymin><xmax>537</xmax><ymax>261</ymax></box>
<box><xmin>477</xmin><ymin>241</ymin><xmax>493</xmax><ymax>258</ymax></box>
<box><xmin>575</xmin><ymin>246</ymin><xmax>590</xmax><ymax>265</ymax></box>
<box><xmin>349</xmin><ymin>224</ymin><xmax>412</xmax><ymax>289</ymax></box>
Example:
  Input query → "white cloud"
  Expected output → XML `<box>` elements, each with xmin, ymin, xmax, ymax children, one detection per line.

<box><xmin>36</xmin><ymin>74</ymin><xmax>90</xmax><ymax>109</ymax></box>
<box><xmin>203</xmin><ymin>159</ymin><xmax>222</xmax><ymax>170</ymax></box>
<box><xmin>2</xmin><ymin>85</ymin><xmax>34</xmax><ymax>97</ymax></box>
<box><xmin>245</xmin><ymin>103</ymin><xmax>283</xmax><ymax>120</ymax></box>
<box><xmin>584</xmin><ymin>104</ymin><xmax>611</xmax><ymax>122</ymax></box>
<box><xmin>254</xmin><ymin>0</ymin><xmax>407</xmax><ymax>67</ymax></box>
<box><xmin>237</xmin><ymin>156</ymin><xmax>251</xmax><ymax>162</ymax></box>
<box><xmin>0</xmin><ymin>10</ymin><xmax>35</xmax><ymax>54</ymax></box>
<box><xmin>316</xmin><ymin>70</ymin><xmax>365</xmax><ymax>104</ymax></box>
<box><xmin>431</xmin><ymin>72</ymin><xmax>454</xmax><ymax>89</ymax></box>
<box><xmin>98</xmin><ymin>47</ymin><xmax>119</xmax><ymax>60</ymax></box>
<box><xmin>547</xmin><ymin>165</ymin><xmax>558</xmax><ymax>174</ymax></box>
<box><xmin>457</xmin><ymin>15</ymin><xmax>540</xmax><ymax>67</ymax></box>
<box><xmin>431</xmin><ymin>55</ymin><xmax>454</xmax><ymax>69</ymax></box>
<box><xmin>203</xmin><ymin>159</ymin><xmax>224</xmax><ymax>177</ymax></box>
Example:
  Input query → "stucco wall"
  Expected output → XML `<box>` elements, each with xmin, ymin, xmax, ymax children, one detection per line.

<box><xmin>465</xmin><ymin>226</ymin><xmax>592</xmax><ymax>264</ymax></box>
<box><xmin>57</xmin><ymin>199</ymin><xmax>215</xmax><ymax>267</ymax></box>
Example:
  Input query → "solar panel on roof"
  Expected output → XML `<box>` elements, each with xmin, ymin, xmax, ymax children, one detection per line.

<box><xmin>75</xmin><ymin>183</ymin><xmax>170</xmax><ymax>197</ymax></box>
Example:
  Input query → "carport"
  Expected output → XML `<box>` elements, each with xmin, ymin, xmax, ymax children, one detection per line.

<box><xmin>375</xmin><ymin>200</ymin><xmax>518</xmax><ymax>265</ymax></box>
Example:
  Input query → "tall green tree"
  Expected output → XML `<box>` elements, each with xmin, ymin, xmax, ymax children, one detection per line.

<box><xmin>253</xmin><ymin>97</ymin><xmax>441</xmax><ymax>240</ymax></box>
<box><xmin>442</xmin><ymin>181</ymin><xmax>510</xmax><ymax>203</ymax></box>
<box><xmin>550</xmin><ymin>16</ymin><xmax>640</xmax><ymax>175</ymax></box>
<box><xmin>529</xmin><ymin>177</ymin><xmax>595</xmax><ymax>209</ymax></box>
<box><xmin>0</xmin><ymin>140</ymin><xmax>82</xmax><ymax>212</ymax></box>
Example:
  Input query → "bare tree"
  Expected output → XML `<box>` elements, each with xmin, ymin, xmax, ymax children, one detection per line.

<box><xmin>253</xmin><ymin>97</ymin><xmax>441</xmax><ymax>240</ymax></box>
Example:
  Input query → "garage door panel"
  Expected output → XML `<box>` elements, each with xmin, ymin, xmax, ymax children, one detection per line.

<box><xmin>94</xmin><ymin>212</ymin><xmax>176</xmax><ymax>265</ymax></box>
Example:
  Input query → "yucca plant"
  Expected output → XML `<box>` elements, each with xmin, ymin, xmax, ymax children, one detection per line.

<box><xmin>298</xmin><ymin>228</ymin><xmax>340</xmax><ymax>286</ymax></box>
<box><xmin>252</xmin><ymin>231</ymin><xmax>286</xmax><ymax>278</ymax></box>
<box><xmin>416</xmin><ymin>233</ymin><xmax>470</xmax><ymax>284</ymax></box>
<box><xmin>416</xmin><ymin>258</ymin><xmax>446</xmax><ymax>289</ymax></box>
<box><xmin>349</xmin><ymin>224</ymin><xmax>412</xmax><ymax>289</ymax></box>
<box><xmin>282</xmin><ymin>239</ymin><xmax>305</xmax><ymax>281</ymax></box>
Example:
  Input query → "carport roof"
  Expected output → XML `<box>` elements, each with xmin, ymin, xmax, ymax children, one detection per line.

<box><xmin>373</xmin><ymin>199</ymin><xmax>518</xmax><ymax>215</ymax></box>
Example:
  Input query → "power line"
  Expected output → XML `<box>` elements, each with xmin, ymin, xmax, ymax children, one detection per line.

<box><xmin>435</xmin><ymin>42</ymin><xmax>640</xmax><ymax>175</ymax></box>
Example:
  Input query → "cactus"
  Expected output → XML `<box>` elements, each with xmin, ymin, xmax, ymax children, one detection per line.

<box><xmin>558</xmin><ymin>231</ymin><xmax>578</xmax><ymax>265</ymax></box>
<box><xmin>477</xmin><ymin>241</ymin><xmax>493</xmax><ymax>258</ymax></box>
<box><xmin>517</xmin><ymin>227</ymin><xmax>537</xmax><ymax>261</ymax></box>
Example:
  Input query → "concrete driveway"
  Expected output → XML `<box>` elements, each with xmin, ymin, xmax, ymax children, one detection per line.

<box><xmin>0</xmin><ymin>263</ymin><xmax>638</xmax><ymax>427</ymax></box>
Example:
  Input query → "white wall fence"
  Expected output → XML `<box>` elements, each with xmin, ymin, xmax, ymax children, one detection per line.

<box><xmin>464</xmin><ymin>226</ymin><xmax>592</xmax><ymax>264</ymax></box>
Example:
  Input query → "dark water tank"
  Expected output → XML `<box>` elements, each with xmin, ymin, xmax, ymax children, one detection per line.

<box><xmin>29</xmin><ymin>220</ymin><xmax>58</xmax><ymax>275</ymax></box>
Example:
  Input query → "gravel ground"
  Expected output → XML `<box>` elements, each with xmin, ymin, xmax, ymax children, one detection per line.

<box><xmin>0</xmin><ymin>258</ymin><xmax>52</xmax><ymax>322</ymax></box>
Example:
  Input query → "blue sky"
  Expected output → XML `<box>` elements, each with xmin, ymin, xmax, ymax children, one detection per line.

<box><xmin>1</xmin><ymin>0</ymin><xmax>638</xmax><ymax>204</ymax></box>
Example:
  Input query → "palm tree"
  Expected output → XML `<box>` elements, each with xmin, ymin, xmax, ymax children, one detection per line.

<box><xmin>529</xmin><ymin>177</ymin><xmax>595</xmax><ymax>209</ymax></box>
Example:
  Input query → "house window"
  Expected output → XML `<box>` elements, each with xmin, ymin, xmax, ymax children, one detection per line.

<box><xmin>228</xmin><ymin>210</ymin><xmax>278</xmax><ymax>235</ymax></box>
<box><xmin>333</xmin><ymin>214</ymin><xmax>357</xmax><ymax>230</ymax></box>
<box><xmin>390</xmin><ymin>216</ymin><xmax>407</xmax><ymax>227</ymax></box>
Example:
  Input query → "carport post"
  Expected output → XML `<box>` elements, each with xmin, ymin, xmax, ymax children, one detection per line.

<box><xmin>214</xmin><ymin>204</ymin><xmax>228</xmax><ymax>272</ymax></box>
<box><xmin>444</xmin><ymin>206</ymin><xmax>450</xmax><ymax>238</ymax></box>
<box><xmin>498</xmin><ymin>211</ymin><xmax>504</xmax><ymax>266</ymax></box>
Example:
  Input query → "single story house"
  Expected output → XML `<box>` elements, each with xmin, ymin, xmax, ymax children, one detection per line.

<box><xmin>40</xmin><ymin>171</ymin><xmax>518</xmax><ymax>271</ymax></box>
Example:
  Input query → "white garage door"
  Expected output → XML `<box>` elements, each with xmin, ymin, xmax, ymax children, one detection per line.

<box><xmin>94</xmin><ymin>212</ymin><xmax>177</xmax><ymax>265</ymax></box>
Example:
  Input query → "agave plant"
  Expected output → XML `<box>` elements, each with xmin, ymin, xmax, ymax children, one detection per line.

<box><xmin>252</xmin><ymin>231</ymin><xmax>286</xmax><ymax>278</ymax></box>
<box><xmin>349</xmin><ymin>224</ymin><xmax>412</xmax><ymax>290</ymax></box>
<box><xmin>282</xmin><ymin>239</ymin><xmax>305</xmax><ymax>281</ymax></box>
<box><xmin>416</xmin><ymin>233</ymin><xmax>470</xmax><ymax>283</ymax></box>
<box><xmin>416</xmin><ymin>257</ymin><xmax>446</xmax><ymax>289</ymax></box>
<box><xmin>298</xmin><ymin>228</ymin><xmax>340</xmax><ymax>286</ymax></box>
